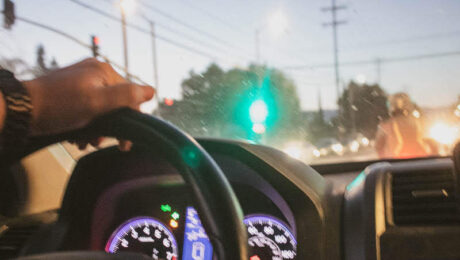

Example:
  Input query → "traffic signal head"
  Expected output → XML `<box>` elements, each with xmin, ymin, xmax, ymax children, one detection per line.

<box><xmin>3</xmin><ymin>0</ymin><xmax>15</xmax><ymax>29</ymax></box>
<box><xmin>91</xmin><ymin>35</ymin><xmax>100</xmax><ymax>57</ymax></box>
<box><xmin>164</xmin><ymin>98</ymin><xmax>174</xmax><ymax>106</ymax></box>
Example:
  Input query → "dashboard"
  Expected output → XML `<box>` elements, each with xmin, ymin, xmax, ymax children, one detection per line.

<box><xmin>48</xmin><ymin>139</ymin><xmax>328</xmax><ymax>260</ymax></box>
<box><xmin>92</xmin><ymin>180</ymin><xmax>296</xmax><ymax>260</ymax></box>
<box><xmin>2</xmin><ymin>138</ymin><xmax>460</xmax><ymax>260</ymax></box>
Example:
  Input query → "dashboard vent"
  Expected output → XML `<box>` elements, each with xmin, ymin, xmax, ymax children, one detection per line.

<box><xmin>391</xmin><ymin>169</ymin><xmax>460</xmax><ymax>225</ymax></box>
<box><xmin>0</xmin><ymin>224</ymin><xmax>39</xmax><ymax>259</ymax></box>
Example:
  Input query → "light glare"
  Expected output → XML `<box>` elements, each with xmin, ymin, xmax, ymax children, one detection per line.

<box><xmin>313</xmin><ymin>149</ymin><xmax>321</xmax><ymax>158</ymax></box>
<box><xmin>429</xmin><ymin>122</ymin><xmax>458</xmax><ymax>145</ymax></box>
<box><xmin>332</xmin><ymin>143</ymin><xmax>344</xmax><ymax>154</ymax></box>
<box><xmin>283</xmin><ymin>144</ymin><xmax>302</xmax><ymax>159</ymax></box>
<box><xmin>349</xmin><ymin>141</ymin><xmax>360</xmax><ymax>153</ymax></box>
<box><xmin>250</xmin><ymin>100</ymin><xmax>268</xmax><ymax>123</ymax></box>
<box><xmin>252</xmin><ymin>123</ymin><xmax>266</xmax><ymax>134</ymax></box>
<box><xmin>119</xmin><ymin>0</ymin><xmax>136</xmax><ymax>15</ymax></box>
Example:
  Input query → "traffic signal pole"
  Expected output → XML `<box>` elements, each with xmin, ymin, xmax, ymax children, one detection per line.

<box><xmin>3</xmin><ymin>0</ymin><xmax>15</xmax><ymax>29</ymax></box>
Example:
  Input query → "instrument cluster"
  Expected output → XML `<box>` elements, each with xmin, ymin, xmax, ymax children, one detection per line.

<box><xmin>105</xmin><ymin>206</ymin><xmax>296</xmax><ymax>260</ymax></box>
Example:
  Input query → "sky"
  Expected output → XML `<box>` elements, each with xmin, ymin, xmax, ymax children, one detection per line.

<box><xmin>1</xmin><ymin>0</ymin><xmax>460</xmax><ymax>111</ymax></box>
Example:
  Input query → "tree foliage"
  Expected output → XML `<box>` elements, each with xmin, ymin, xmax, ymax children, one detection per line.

<box><xmin>35</xmin><ymin>44</ymin><xmax>59</xmax><ymax>75</ymax></box>
<box><xmin>337</xmin><ymin>81</ymin><xmax>388</xmax><ymax>138</ymax></box>
<box><xmin>159</xmin><ymin>64</ymin><xmax>303</xmax><ymax>144</ymax></box>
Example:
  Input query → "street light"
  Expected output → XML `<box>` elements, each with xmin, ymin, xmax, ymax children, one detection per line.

<box><xmin>255</xmin><ymin>10</ymin><xmax>288</xmax><ymax>63</ymax></box>
<box><xmin>118</xmin><ymin>0</ymin><xmax>136</xmax><ymax>79</ymax></box>
<box><xmin>119</xmin><ymin>0</ymin><xmax>136</xmax><ymax>15</ymax></box>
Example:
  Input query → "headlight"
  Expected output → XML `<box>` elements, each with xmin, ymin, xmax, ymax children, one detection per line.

<box><xmin>455</xmin><ymin>109</ymin><xmax>460</xmax><ymax>118</ymax></box>
<box><xmin>349</xmin><ymin>140</ymin><xmax>360</xmax><ymax>153</ymax></box>
<box><xmin>313</xmin><ymin>149</ymin><xmax>321</xmax><ymax>158</ymax></box>
<box><xmin>361</xmin><ymin>137</ymin><xmax>370</xmax><ymax>146</ymax></box>
<box><xmin>429</xmin><ymin>122</ymin><xmax>459</xmax><ymax>145</ymax></box>
<box><xmin>332</xmin><ymin>143</ymin><xmax>344</xmax><ymax>154</ymax></box>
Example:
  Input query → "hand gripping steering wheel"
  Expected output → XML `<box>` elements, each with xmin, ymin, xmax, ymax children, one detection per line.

<box><xmin>8</xmin><ymin>109</ymin><xmax>248</xmax><ymax>260</ymax></box>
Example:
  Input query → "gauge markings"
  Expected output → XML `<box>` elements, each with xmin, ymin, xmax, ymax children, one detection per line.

<box><xmin>244</xmin><ymin>215</ymin><xmax>297</xmax><ymax>260</ymax></box>
<box><xmin>106</xmin><ymin>217</ymin><xmax>178</xmax><ymax>260</ymax></box>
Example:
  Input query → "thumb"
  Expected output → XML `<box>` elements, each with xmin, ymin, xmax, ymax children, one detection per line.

<box><xmin>101</xmin><ymin>83</ymin><xmax>155</xmax><ymax>113</ymax></box>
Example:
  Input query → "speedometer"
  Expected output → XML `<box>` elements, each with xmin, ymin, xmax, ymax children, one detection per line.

<box><xmin>105</xmin><ymin>217</ymin><xmax>178</xmax><ymax>260</ymax></box>
<box><xmin>244</xmin><ymin>215</ymin><xmax>297</xmax><ymax>260</ymax></box>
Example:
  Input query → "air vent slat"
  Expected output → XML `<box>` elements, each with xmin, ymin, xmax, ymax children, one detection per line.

<box><xmin>391</xmin><ymin>169</ymin><xmax>460</xmax><ymax>226</ymax></box>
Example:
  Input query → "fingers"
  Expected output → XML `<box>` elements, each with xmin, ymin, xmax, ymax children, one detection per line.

<box><xmin>118</xmin><ymin>140</ymin><xmax>133</xmax><ymax>152</ymax></box>
<box><xmin>75</xmin><ymin>58</ymin><xmax>127</xmax><ymax>85</ymax></box>
<box><xmin>99</xmin><ymin>83</ymin><xmax>155</xmax><ymax>114</ymax></box>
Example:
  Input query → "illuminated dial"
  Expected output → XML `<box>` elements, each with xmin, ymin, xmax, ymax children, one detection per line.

<box><xmin>244</xmin><ymin>215</ymin><xmax>297</xmax><ymax>260</ymax></box>
<box><xmin>106</xmin><ymin>217</ymin><xmax>178</xmax><ymax>260</ymax></box>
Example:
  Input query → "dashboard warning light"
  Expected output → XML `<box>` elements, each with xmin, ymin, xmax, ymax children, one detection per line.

<box><xmin>169</xmin><ymin>219</ymin><xmax>178</xmax><ymax>229</ymax></box>
<box><xmin>171</xmin><ymin>211</ymin><xmax>180</xmax><ymax>220</ymax></box>
<box><xmin>161</xmin><ymin>204</ymin><xmax>171</xmax><ymax>212</ymax></box>
<box><xmin>250</xmin><ymin>256</ymin><xmax>261</xmax><ymax>260</ymax></box>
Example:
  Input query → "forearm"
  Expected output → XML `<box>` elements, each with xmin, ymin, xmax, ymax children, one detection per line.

<box><xmin>0</xmin><ymin>79</ymin><xmax>38</xmax><ymax>134</ymax></box>
<box><xmin>0</xmin><ymin>92</ymin><xmax>5</xmax><ymax>133</ymax></box>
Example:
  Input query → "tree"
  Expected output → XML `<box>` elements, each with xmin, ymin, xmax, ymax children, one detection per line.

<box><xmin>337</xmin><ymin>81</ymin><xmax>388</xmax><ymax>138</ymax></box>
<box><xmin>36</xmin><ymin>44</ymin><xmax>47</xmax><ymax>74</ymax></box>
<box><xmin>0</xmin><ymin>57</ymin><xmax>32</xmax><ymax>77</ymax></box>
<box><xmin>159</xmin><ymin>64</ymin><xmax>303</xmax><ymax>144</ymax></box>
<box><xmin>50</xmin><ymin>57</ymin><xmax>59</xmax><ymax>70</ymax></box>
<box><xmin>304</xmin><ymin>111</ymin><xmax>335</xmax><ymax>142</ymax></box>
<box><xmin>33</xmin><ymin>45</ymin><xmax>59</xmax><ymax>76</ymax></box>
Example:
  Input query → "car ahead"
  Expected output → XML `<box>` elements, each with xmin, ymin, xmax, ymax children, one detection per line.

<box><xmin>314</xmin><ymin>138</ymin><xmax>344</xmax><ymax>157</ymax></box>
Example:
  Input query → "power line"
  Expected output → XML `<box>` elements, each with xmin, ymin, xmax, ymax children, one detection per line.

<box><xmin>348</xmin><ymin>31</ymin><xmax>460</xmax><ymax>50</ymax></box>
<box><xmin>98</xmin><ymin>0</ymin><xmax>253</xmax><ymax>63</ymax></box>
<box><xmin>137</xmin><ymin>0</ymin><xmax>251</xmax><ymax>56</ymax></box>
<box><xmin>3</xmin><ymin>11</ymin><xmax>149</xmax><ymax>84</ymax></box>
<box><xmin>174</xmin><ymin>0</ymin><xmax>246</xmax><ymax>34</ymax></box>
<box><xmin>283</xmin><ymin>50</ymin><xmax>460</xmax><ymax>70</ymax></box>
<box><xmin>163</xmin><ymin>0</ymin><xmax>309</xmax><ymax>66</ymax></box>
<box><xmin>68</xmin><ymin>0</ymin><xmax>223</xmax><ymax>61</ymax></box>
<box><xmin>100</xmin><ymin>0</ymin><xmax>235</xmax><ymax>58</ymax></box>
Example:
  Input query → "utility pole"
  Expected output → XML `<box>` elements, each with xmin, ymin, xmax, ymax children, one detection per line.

<box><xmin>120</xmin><ymin>7</ymin><xmax>130</xmax><ymax>79</ymax></box>
<box><xmin>149</xmin><ymin>21</ymin><xmax>161</xmax><ymax>115</ymax></box>
<box><xmin>375</xmin><ymin>58</ymin><xmax>382</xmax><ymax>85</ymax></box>
<box><xmin>318</xmin><ymin>87</ymin><xmax>324</xmax><ymax>123</ymax></box>
<box><xmin>149</xmin><ymin>21</ymin><xmax>159</xmax><ymax>99</ymax></box>
<box><xmin>322</xmin><ymin>0</ymin><xmax>347</xmax><ymax>101</ymax></box>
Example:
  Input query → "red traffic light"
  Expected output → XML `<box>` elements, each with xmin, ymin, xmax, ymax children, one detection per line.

<box><xmin>92</xmin><ymin>36</ymin><xmax>100</xmax><ymax>45</ymax></box>
<box><xmin>164</xmin><ymin>98</ymin><xmax>174</xmax><ymax>106</ymax></box>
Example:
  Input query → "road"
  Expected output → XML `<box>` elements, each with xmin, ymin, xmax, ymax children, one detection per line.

<box><xmin>309</xmin><ymin>147</ymin><xmax>378</xmax><ymax>165</ymax></box>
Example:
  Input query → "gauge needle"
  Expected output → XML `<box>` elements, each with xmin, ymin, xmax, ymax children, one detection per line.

<box><xmin>138</xmin><ymin>236</ymin><xmax>154</xmax><ymax>243</ymax></box>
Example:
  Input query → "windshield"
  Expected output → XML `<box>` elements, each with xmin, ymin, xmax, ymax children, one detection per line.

<box><xmin>2</xmin><ymin>0</ymin><xmax>460</xmax><ymax>164</ymax></box>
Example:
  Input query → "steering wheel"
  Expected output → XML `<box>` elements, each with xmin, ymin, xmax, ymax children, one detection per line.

<box><xmin>7</xmin><ymin>109</ymin><xmax>248</xmax><ymax>260</ymax></box>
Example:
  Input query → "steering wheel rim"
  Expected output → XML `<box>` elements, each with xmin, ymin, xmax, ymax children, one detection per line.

<box><xmin>7</xmin><ymin>109</ymin><xmax>248</xmax><ymax>260</ymax></box>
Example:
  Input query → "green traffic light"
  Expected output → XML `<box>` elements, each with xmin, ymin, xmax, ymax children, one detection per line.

<box><xmin>249</xmin><ymin>99</ymin><xmax>268</xmax><ymax>123</ymax></box>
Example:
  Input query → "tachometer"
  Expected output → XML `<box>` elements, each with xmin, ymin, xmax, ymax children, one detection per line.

<box><xmin>105</xmin><ymin>217</ymin><xmax>178</xmax><ymax>260</ymax></box>
<box><xmin>244</xmin><ymin>215</ymin><xmax>297</xmax><ymax>260</ymax></box>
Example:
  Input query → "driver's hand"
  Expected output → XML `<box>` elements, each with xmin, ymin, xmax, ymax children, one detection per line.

<box><xmin>22</xmin><ymin>58</ymin><xmax>155</xmax><ymax>150</ymax></box>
